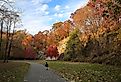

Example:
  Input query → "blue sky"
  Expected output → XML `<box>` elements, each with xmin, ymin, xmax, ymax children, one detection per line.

<box><xmin>13</xmin><ymin>0</ymin><xmax>89</xmax><ymax>35</ymax></box>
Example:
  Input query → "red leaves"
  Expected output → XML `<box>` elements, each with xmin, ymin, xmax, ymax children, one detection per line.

<box><xmin>46</xmin><ymin>45</ymin><xmax>59</xmax><ymax>58</ymax></box>
<box><xmin>87</xmin><ymin>2</ymin><xmax>95</xmax><ymax>8</ymax></box>
<box><xmin>24</xmin><ymin>47</ymin><xmax>36</xmax><ymax>59</ymax></box>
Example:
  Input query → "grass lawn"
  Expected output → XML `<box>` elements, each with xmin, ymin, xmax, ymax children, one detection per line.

<box><xmin>0</xmin><ymin>61</ymin><xmax>30</xmax><ymax>82</ymax></box>
<box><xmin>40</xmin><ymin>61</ymin><xmax>121</xmax><ymax>82</ymax></box>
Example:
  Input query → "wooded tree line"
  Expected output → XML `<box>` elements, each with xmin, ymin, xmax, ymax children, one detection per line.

<box><xmin>61</xmin><ymin>0</ymin><xmax>121</xmax><ymax>66</ymax></box>
<box><xmin>0</xmin><ymin>0</ymin><xmax>121</xmax><ymax>66</ymax></box>
<box><xmin>0</xmin><ymin>0</ymin><xmax>20</xmax><ymax>62</ymax></box>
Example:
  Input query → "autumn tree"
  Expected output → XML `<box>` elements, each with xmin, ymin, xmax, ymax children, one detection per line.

<box><xmin>10</xmin><ymin>30</ymin><xmax>27</xmax><ymax>59</ymax></box>
<box><xmin>63</xmin><ymin>29</ymin><xmax>83</xmax><ymax>61</ymax></box>
<box><xmin>46</xmin><ymin>45</ymin><xmax>59</xmax><ymax>59</ymax></box>
<box><xmin>24</xmin><ymin>46</ymin><xmax>36</xmax><ymax>59</ymax></box>
<box><xmin>88</xmin><ymin>0</ymin><xmax>121</xmax><ymax>31</ymax></box>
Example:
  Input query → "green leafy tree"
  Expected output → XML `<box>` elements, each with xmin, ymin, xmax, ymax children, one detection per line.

<box><xmin>64</xmin><ymin>29</ymin><xmax>83</xmax><ymax>61</ymax></box>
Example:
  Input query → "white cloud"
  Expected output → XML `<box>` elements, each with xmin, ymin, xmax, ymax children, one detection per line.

<box><xmin>9</xmin><ymin>0</ymin><xmax>16</xmax><ymax>2</ymax></box>
<box><xmin>65</xmin><ymin>5</ymin><xmax>70</xmax><ymax>9</ymax></box>
<box><xmin>58</xmin><ymin>13</ymin><xmax>63</xmax><ymax>18</ymax></box>
<box><xmin>31</xmin><ymin>0</ymin><xmax>40</xmax><ymax>5</ymax></box>
<box><xmin>22</xmin><ymin>15</ymin><xmax>52</xmax><ymax>35</ymax></box>
<box><xmin>45</xmin><ymin>11</ymin><xmax>49</xmax><ymax>15</ymax></box>
<box><xmin>31</xmin><ymin>0</ymin><xmax>52</xmax><ymax>5</ymax></box>
<box><xmin>49</xmin><ymin>17</ymin><xmax>53</xmax><ymax>20</ymax></box>
<box><xmin>41</xmin><ymin>4</ymin><xmax>49</xmax><ymax>11</ymax></box>
<box><xmin>54</xmin><ymin>5</ymin><xmax>61</xmax><ymax>11</ymax></box>
<box><xmin>55</xmin><ymin>20</ymin><xmax>59</xmax><ymax>22</ymax></box>
<box><xmin>2</xmin><ymin>0</ymin><xmax>16</xmax><ymax>2</ymax></box>
<box><xmin>15</xmin><ymin>0</ymin><xmax>89</xmax><ymax>35</ymax></box>
<box><xmin>54</xmin><ymin>13</ymin><xmax>57</xmax><ymax>16</ymax></box>
<box><xmin>35</xmin><ymin>4</ymin><xmax>49</xmax><ymax>15</ymax></box>
<box><xmin>54</xmin><ymin>13</ymin><xmax>63</xmax><ymax>18</ymax></box>
<box><xmin>75</xmin><ymin>0</ymin><xmax>89</xmax><ymax>9</ymax></box>
<box><xmin>60</xmin><ymin>11</ymin><xmax>64</xmax><ymax>13</ymax></box>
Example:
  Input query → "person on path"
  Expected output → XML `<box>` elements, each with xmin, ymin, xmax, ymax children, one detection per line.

<box><xmin>45</xmin><ymin>62</ymin><xmax>49</xmax><ymax>70</ymax></box>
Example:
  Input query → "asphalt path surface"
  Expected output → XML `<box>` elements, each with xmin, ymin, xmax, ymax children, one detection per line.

<box><xmin>24</xmin><ymin>62</ymin><xmax>66</xmax><ymax>82</ymax></box>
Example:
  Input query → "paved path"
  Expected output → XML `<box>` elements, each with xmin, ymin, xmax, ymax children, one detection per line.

<box><xmin>24</xmin><ymin>62</ymin><xmax>66</xmax><ymax>82</ymax></box>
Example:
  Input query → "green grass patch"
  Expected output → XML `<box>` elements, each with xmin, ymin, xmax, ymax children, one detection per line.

<box><xmin>42</xmin><ymin>61</ymin><xmax>121</xmax><ymax>82</ymax></box>
<box><xmin>0</xmin><ymin>61</ymin><xmax>30</xmax><ymax>82</ymax></box>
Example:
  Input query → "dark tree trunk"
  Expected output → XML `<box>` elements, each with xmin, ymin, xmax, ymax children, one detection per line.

<box><xmin>7</xmin><ymin>29</ymin><xmax>14</xmax><ymax>61</ymax></box>
<box><xmin>4</xmin><ymin>20</ymin><xmax>12</xmax><ymax>63</ymax></box>
<box><xmin>4</xmin><ymin>22</ymin><xmax>9</xmax><ymax>63</ymax></box>
<box><xmin>0</xmin><ymin>20</ymin><xmax>3</xmax><ymax>58</ymax></box>
<box><xmin>7</xmin><ymin>21</ymin><xmax>15</xmax><ymax>62</ymax></box>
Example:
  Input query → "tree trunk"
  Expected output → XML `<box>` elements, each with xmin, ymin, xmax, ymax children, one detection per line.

<box><xmin>4</xmin><ymin>21</ymin><xmax>9</xmax><ymax>63</ymax></box>
<box><xmin>7</xmin><ymin>21</ymin><xmax>16</xmax><ymax>62</ymax></box>
<box><xmin>0</xmin><ymin>20</ymin><xmax>4</xmax><ymax>59</ymax></box>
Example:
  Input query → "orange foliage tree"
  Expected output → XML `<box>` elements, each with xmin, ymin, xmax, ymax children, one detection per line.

<box><xmin>46</xmin><ymin>45</ymin><xmax>59</xmax><ymax>58</ymax></box>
